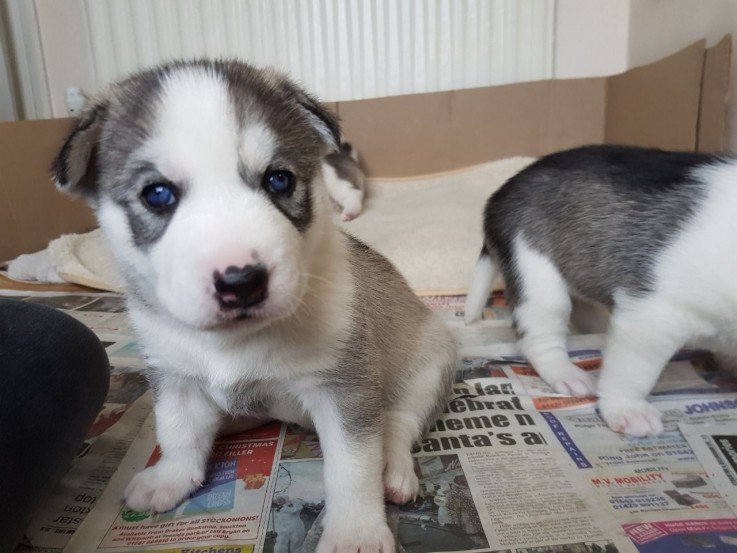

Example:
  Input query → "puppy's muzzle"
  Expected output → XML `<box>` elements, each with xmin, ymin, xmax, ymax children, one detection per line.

<box><xmin>213</xmin><ymin>264</ymin><xmax>269</xmax><ymax>310</ymax></box>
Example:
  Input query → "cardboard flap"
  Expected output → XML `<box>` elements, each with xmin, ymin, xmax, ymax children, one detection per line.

<box><xmin>0</xmin><ymin>118</ymin><xmax>97</xmax><ymax>262</ymax></box>
<box><xmin>338</xmin><ymin>78</ymin><xmax>608</xmax><ymax>179</ymax></box>
<box><xmin>605</xmin><ymin>39</ymin><xmax>706</xmax><ymax>150</ymax></box>
<box><xmin>697</xmin><ymin>34</ymin><xmax>732</xmax><ymax>152</ymax></box>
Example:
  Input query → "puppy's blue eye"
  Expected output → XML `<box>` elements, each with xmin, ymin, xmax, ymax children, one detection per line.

<box><xmin>142</xmin><ymin>182</ymin><xmax>177</xmax><ymax>210</ymax></box>
<box><xmin>264</xmin><ymin>170</ymin><xmax>295</xmax><ymax>195</ymax></box>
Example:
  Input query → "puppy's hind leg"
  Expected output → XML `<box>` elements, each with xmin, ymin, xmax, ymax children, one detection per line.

<box><xmin>598</xmin><ymin>297</ymin><xmax>689</xmax><ymax>437</ymax></box>
<box><xmin>384</xmin><ymin>336</ymin><xmax>455</xmax><ymax>504</ymax></box>
<box><xmin>513</xmin><ymin>237</ymin><xmax>596</xmax><ymax>396</ymax></box>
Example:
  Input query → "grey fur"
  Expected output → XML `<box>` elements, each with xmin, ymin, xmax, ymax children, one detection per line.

<box><xmin>326</xmin><ymin>235</ymin><xmax>455</xmax><ymax>440</ymax></box>
<box><xmin>482</xmin><ymin>145</ymin><xmax>719</xmax><ymax>308</ymax></box>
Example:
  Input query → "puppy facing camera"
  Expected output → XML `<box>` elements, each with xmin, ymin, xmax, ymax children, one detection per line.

<box><xmin>53</xmin><ymin>60</ymin><xmax>457</xmax><ymax>553</ymax></box>
<box><xmin>466</xmin><ymin>145</ymin><xmax>737</xmax><ymax>437</ymax></box>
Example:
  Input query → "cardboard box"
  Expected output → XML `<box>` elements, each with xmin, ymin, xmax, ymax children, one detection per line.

<box><xmin>0</xmin><ymin>37</ymin><xmax>730</xmax><ymax>262</ymax></box>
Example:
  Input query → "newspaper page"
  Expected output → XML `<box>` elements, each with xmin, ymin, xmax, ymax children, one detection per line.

<box><xmin>62</xmin><ymin>416</ymin><xmax>284</xmax><ymax>552</ymax></box>
<box><xmin>5</xmin><ymin>288</ymin><xmax>737</xmax><ymax>553</ymax></box>
<box><xmin>64</xmin><ymin>336</ymin><xmax>737</xmax><ymax>553</ymax></box>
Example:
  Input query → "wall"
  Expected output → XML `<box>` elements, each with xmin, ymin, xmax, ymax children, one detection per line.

<box><xmin>5</xmin><ymin>0</ymin><xmax>736</xmax><ymax>148</ymax></box>
<box><xmin>11</xmin><ymin>0</ymin><xmax>555</xmax><ymax>118</ymax></box>
<box><xmin>555</xmin><ymin>0</ymin><xmax>737</xmax><ymax>149</ymax></box>
<box><xmin>553</xmin><ymin>0</ymin><xmax>631</xmax><ymax>79</ymax></box>
<box><xmin>627</xmin><ymin>0</ymin><xmax>737</xmax><ymax>150</ymax></box>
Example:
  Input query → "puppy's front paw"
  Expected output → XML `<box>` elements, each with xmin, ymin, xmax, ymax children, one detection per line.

<box><xmin>317</xmin><ymin>517</ymin><xmax>395</xmax><ymax>553</ymax></box>
<box><xmin>384</xmin><ymin>456</ymin><xmax>418</xmax><ymax>505</ymax></box>
<box><xmin>124</xmin><ymin>461</ymin><xmax>205</xmax><ymax>513</ymax></box>
<box><xmin>599</xmin><ymin>398</ymin><xmax>663</xmax><ymax>437</ymax></box>
<box><xmin>546</xmin><ymin>363</ymin><xmax>596</xmax><ymax>397</ymax></box>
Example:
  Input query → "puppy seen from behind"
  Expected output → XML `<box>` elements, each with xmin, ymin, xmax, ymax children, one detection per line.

<box><xmin>465</xmin><ymin>145</ymin><xmax>737</xmax><ymax>437</ymax></box>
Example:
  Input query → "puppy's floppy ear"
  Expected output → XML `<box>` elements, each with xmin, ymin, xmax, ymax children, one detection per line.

<box><xmin>297</xmin><ymin>93</ymin><xmax>341</xmax><ymax>153</ymax></box>
<box><xmin>52</xmin><ymin>101</ymin><xmax>108</xmax><ymax>199</ymax></box>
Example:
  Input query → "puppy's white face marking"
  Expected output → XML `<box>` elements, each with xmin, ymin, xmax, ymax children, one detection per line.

<box><xmin>241</xmin><ymin>123</ymin><xmax>277</xmax><ymax>173</ymax></box>
<box><xmin>154</xmin><ymin>68</ymin><xmax>239</xmax><ymax>184</ymax></box>
<box><xmin>119</xmin><ymin>68</ymin><xmax>308</xmax><ymax>329</ymax></box>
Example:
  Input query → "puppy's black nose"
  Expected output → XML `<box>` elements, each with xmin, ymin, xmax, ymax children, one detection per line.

<box><xmin>213</xmin><ymin>264</ymin><xmax>268</xmax><ymax>309</ymax></box>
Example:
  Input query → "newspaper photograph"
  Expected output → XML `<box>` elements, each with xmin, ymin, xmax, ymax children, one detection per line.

<box><xmin>680</xmin><ymin>421</ymin><xmax>737</xmax><ymax>516</ymax></box>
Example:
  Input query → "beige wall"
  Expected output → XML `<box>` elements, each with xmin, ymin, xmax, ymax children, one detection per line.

<box><xmin>627</xmin><ymin>0</ymin><xmax>737</xmax><ymax>150</ymax></box>
<box><xmin>555</xmin><ymin>0</ymin><xmax>737</xmax><ymax>149</ymax></box>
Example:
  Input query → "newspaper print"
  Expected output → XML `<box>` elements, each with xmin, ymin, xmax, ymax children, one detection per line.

<box><xmin>680</xmin><ymin>421</ymin><xmax>737</xmax><ymax>517</ymax></box>
<box><xmin>3</xmin><ymin>288</ymin><xmax>737</xmax><ymax>553</ymax></box>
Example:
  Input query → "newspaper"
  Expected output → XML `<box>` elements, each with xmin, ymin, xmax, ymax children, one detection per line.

<box><xmin>3</xmin><ymin>288</ymin><xmax>737</xmax><ymax>553</ymax></box>
<box><xmin>680</xmin><ymin>421</ymin><xmax>737</xmax><ymax>517</ymax></box>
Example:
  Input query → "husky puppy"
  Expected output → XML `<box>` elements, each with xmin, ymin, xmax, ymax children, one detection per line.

<box><xmin>53</xmin><ymin>60</ymin><xmax>457</xmax><ymax>553</ymax></box>
<box><xmin>465</xmin><ymin>145</ymin><xmax>737</xmax><ymax>437</ymax></box>
<box><xmin>323</xmin><ymin>142</ymin><xmax>366</xmax><ymax>221</ymax></box>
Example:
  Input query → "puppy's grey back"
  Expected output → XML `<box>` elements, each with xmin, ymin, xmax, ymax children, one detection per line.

<box><xmin>484</xmin><ymin>145</ymin><xmax>721</xmax><ymax>305</ymax></box>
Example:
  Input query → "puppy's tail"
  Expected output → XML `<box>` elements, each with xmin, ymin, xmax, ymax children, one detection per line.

<box><xmin>464</xmin><ymin>246</ymin><xmax>497</xmax><ymax>325</ymax></box>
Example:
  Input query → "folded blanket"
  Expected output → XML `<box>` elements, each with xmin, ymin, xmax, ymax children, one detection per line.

<box><xmin>8</xmin><ymin>228</ymin><xmax>124</xmax><ymax>292</ymax></box>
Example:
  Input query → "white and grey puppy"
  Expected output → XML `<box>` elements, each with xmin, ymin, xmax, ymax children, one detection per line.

<box><xmin>323</xmin><ymin>142</ymin><xmax>366</xmax><ymax>221</ymax></box>
<box><xmin>465</xmin><ymin>145</ymin><xmax>737</xmax><ymax>438</ymax></box>
<box><xmin>53</xmin><ymin>60</ymin><xmax>456</xmax><ymax>553</ymax></box>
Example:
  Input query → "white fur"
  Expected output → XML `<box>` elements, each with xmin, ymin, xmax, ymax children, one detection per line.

<box><xmin>323</xmin><ymin>163</ymin><xmax>364</xmax><ymax>221</ymax></box>
<box><xmin>241</xmin><ymin>123</ymin><xmax>277</xmax><ymax>172</ymax></box>
<box><xmin>513</xmin><ymin>235</ymin><xmax>596</xmax><ymax>397</ymax></box>
<box><xmin>125</xmin><ymin>380</ymin><xmax>221</xmax><ymax>512</ymax></box>
<box><xmin>300</xmin><ymin>390</ymin><xmax>394</xmax><ymax>553</ymax></box>
<box><xmin>598</xmin><ymin>161</ymin><xmax>737</xmax><ymax>436</ymax></box>
<box><xmin>463</xmin><ymin>254</ymin><xmax>495</xmax><ymax>324</ymax></box>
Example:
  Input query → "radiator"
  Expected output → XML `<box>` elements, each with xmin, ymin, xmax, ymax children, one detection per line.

<box><xmin>82</xmin><ymin>0</ymin><xmax>554</xmax><ymax>102</ymax></box>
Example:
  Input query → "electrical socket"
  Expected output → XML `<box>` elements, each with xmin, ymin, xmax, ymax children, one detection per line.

<box><xmin>65</xmin><ymin>87</ymin><xmax>87</xmax><ymax>116</ymax></box>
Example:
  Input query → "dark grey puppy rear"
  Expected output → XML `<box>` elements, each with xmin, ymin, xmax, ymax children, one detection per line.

<box><xmin>464</xmin><ymin>144</ymin><xmax>729</xmax><ymax>438</ymax></box>
<box><xmin>483</xmin><ymin>145</ymin><xmax>713</xmax><ymax>307</ymax></box>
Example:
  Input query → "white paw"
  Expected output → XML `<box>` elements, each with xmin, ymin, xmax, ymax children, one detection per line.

<box><xmin>317</xmin><ymin>516</ymin><xmax>395</xmax><ymax>553</ymax></box>
<box><xmin>124</xmin><ymin>461</ymin><xmax>205</xmax><ymax>513</ymax></box>
<box><xmin>599</xmin><ymin>398</ymin><xmax>664</xmax><ymax>437</ymax></box>
<box><xmin>545</xmin><ymin>363</ymin><xmax>596</xmax><ymax>396</ymax></box>
<box><xmin>384</xmin><ymin>456</ymin><xmax>418</xmax><ymax>504</ymax></box>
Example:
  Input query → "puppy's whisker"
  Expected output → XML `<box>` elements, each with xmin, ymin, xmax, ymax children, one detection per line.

<box><xmin>299</xmin><ymin>272</ymin><xmax>334</xmax><ymax>286</ymax></box>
